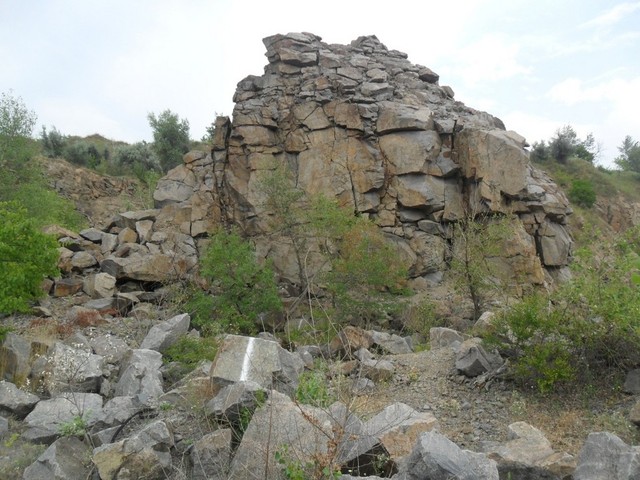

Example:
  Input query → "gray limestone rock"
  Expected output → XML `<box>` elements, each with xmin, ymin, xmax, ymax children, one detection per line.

<box><xmin>365</xmin><ymin>402</ymin><xmax>440</xmax><ymax>468</ymax></box>
<box><xmin>455</xmin><ymin>338</ymin><xmax>503</xmax><ymax>377</ymax></box>
<box><xmin>0</xmin><ymin>380</ymin><xmax>39</xmax><ymax>418</ymax></box>
<box><xmin>92</xmin><ymin>419</ymin><xmax>174</xmax><ymax>480</ymax></box>
<box><xmin>22</xmin><ymin>437</ymin><xmax>93</xmax><ymax>480</ymax></box>
<box><xmin>190</xmin><ymin>429</ymin><xmax>233</xmax><ymax>480</ymax></box>
<box><xmin>369</xmin><ymin>331</ymin><xmax>413</xmax><ymax>355</ymax></box>
<box><xmin>140</xmin><ymin>313</ymin><xmax>190</xmax><ymax>353</ymax></box>
<box><xmin>35</xmin><ymin>342</ymin><xmax>105</xmax><ymax>395</ymax></box>
<box><xmin>115</xmin><ymin>349</ymin><xmax>164</xmax><ymax>405</ymax></box>
<box><xmin>574</xmin><ymin>432</ymin><xmax>640</xmax><ymax>480</ymax></box>
<box><xmin>397</xmin><ymin>430</ymin><xmax>499</xmax><ymax>480</ymax></box>
<box><xmin>430</xmin><ymin>327</ymin><xmax>465</xmax><ymax>350</ymax></box>
<box><xmin>210</xmin><ymin>335</ymin><xmax>302</xmax><ymax>395</ymax></box>
<box><xmin>23</xmin><ymin>392</ymin><xmax>104</xmax><ymax>442</ymax></box>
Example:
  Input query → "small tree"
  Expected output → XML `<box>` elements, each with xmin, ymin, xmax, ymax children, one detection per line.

<box><xmin>0</xmin><ymin>201</ymin><xmax>59</xmax><ymax>314</ymax></box>
<box><xmin>549</xmin><ymin>125</ymin><xmax>578</xmax><ymax>164</ymax></box>
<box><xmin>448</xmin><ymin>213</ymin><xmax>515</xmax><ymax>320</ymax></box>
<box><xmin>0</xmin><ymin>91</ymin><xmax>37</xmax><ymax>188</ymax></box>
<box><xmin>40</xmin><ymin>126</ymin><xmax>67</xmax><ymax>158</ymax></box>
<box><xmin>197</xmin><ymin>229</ymin><xmax>282</xmax><ymax>334</ymax></box>
<box><xmin>615</xmin><ymin>135</ymin><xmax>640</xmax><ymax>174</ymax></box>
<box><xmin>326</xmin><ymin>219</ymin><xmax>409</xmax><ymax>327</ymax></box>
<box><xmin>147</xmin><ymin>110</ymin><xmax>190</xmax><ymax>172</ymax></box>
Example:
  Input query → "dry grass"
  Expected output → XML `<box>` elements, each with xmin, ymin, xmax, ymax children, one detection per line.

<box><xmin>507</xmin><ymin>380</ymin><xmax>640</xmax><ymax>455</ymax></box>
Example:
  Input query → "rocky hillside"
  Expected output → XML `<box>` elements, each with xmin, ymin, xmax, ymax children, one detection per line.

<box><xmin>154</xmin><ymin>32</ymin><xmax>572</xmax><ymax>289</ymax></box>
<box><xmin>2</xmin><ymin>33</ymin><xmax>640</xmax><ymax>480</ymax></box>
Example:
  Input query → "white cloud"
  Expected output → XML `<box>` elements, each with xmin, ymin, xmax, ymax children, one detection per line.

<box><xmin>445</xmin><ymin>33</ymin><xmax>532</xmax><ymax>87</ymax></box>
<box><xmin>579</xmin><ymin>1</ymin><xmax>640</xmax><ymax>29</ymax></box>
<box><xmin>548</xmin><ymin>76</ymin><xmax>640</xmax><ymax>106</ymax></box>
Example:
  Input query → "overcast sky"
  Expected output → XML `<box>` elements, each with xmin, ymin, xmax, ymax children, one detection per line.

<box><xmin>1</xmin><ymin>0</ymin><xmax>638</xmax><ymax>167</ymax></box>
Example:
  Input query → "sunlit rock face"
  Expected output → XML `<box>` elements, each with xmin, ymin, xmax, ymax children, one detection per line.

<box><xmin>156</xmin><ymin>33</ymin><xmax>573</xmax><ymax>285</ymax></box>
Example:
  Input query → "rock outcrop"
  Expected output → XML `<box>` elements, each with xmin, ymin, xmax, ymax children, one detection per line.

<box><xmin>155</xmin><ymin>32</ymin><xmax>572</xmax><ymax>287</ymax></box>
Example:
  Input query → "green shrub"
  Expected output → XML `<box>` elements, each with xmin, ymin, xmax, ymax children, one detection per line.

<box><xmin>326</xmin><ymin>219</ymin><xmax>410</xmax><ymax>327</ymax></box>
<box><xmin>197</xmin><ymin>230</ymin><xmax>282</xmax><ymax>334</ymax></box>
<box><xmin>0</xmin><ymin>201</ymin><xmax>59</xmax><ymax>314</ymax></box>
<box><xmin>295</xmin><ymin>362</ymin><xmax>334</xmax><ymax>408</ymax></box>
<box><xmin>59</xmin><ymin>415</ymin><xmax>87</xmax><ymax>437</ymax></box>
<box><xmin>40</xmin><ymin>126</ymin><xmax>67</xmax><ymax>158</ymax></box>
<box><xmin>163</xmin><ymin>335</ymin><xmax>218</xmax><ymax>369</ymax></box>
<box><xmin>569</xmin><ymin>179</ymin><xmax>597</xmax><ymax>208</ymax></box>
<box><xmin>148</xmin><ymin>109</ymin><xmax>190</xmax><ymax>172</ymax></box>
<box><xmin>489</xmin><ymin>228</ymin><xmax>640</xmax><ymax>393</ymax></box>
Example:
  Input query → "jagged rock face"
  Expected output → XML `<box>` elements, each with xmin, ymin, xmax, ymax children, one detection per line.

<box><xmin>156</xmin><ymin>32</ymin><xmax>573</xmax><ymax>284</ymax></box>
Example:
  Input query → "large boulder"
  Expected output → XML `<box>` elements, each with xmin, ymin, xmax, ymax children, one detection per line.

<box><xmin>92</xmin><ymin>420</ymin><xmax>174</xmax><ymax>480</ymax></box>
<box><xmin>22</xmin><ymin>437</ymin><xmax>93</xmax><ymax>480</ymax></box>
<box><xmin>209</xmin><ymin>335</ymin><xmax>303</xmax><ymax>395</ymax></box>
<box><xmin>0</xmin><ymin>380</ymin><xmax>39</xmax><ymax>418</ymax></box>
<box><xmin>396</xmin><ymin>430</ymin><xmax>499</xmax><ymax>479</ymax></box>
<box><xmin>140</xmin><ymin>313</ymin><xmax>190</xmax><ymax>353</ymax></box>
<box><xmin>483</xmin><ymin>422</ymin><xmax>575</xmax><ymax>479</ymax></box>
<box><xmin>114</xmin><ymin>349</ymin><xmax>164</xmax><ymax>405</ymax></box>
<box><xmin>34</xmin><ymin>342</ymin><xmax>105</xmax><ymax>395</ymax></box>
<box><xmin>364</xmin><ymin>402</ymin><xmax>440</xmax><ymax>468</ymax></box>
<box><xmin>573</xmin><ymin>432</ymin><xmax>640</xmax><ymax>480</ymax></box>
<box><xmin>23</xmin><ymin>393</ymin><xmax>104</xmax><ymax>443</ymax></box>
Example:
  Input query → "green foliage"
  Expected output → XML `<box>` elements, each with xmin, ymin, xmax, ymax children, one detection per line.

<box><xmin>112</xmin><ymin>141</ymin><xmax>160</xmax><ymax>172</ymax></box>
<box><xmin>163</xmin><ymin>335</ymin><xmax>219</xmax><ymax>369</ymax></box>
<box><xmin>0</xmin><ymin>202</ymin><xmax>59</xmax><ymax>314</ymax></box>
<box><xmin>258</xmin><ymin>164</ymin><xmax>409</xmax><ymax>327</ymax></box>
<box><xmin>0</xmin><ymin>325</ymin><xmax>11</xmax><ymax>342</ymax></box>
<box><xmin>0</xmin><ymin>91</ymin><xmax>37</xmax><ymax>171</ymax></box>
<box><xmin>59</xmin><ymin>415</ymin><xmax>87</xmax><ymax>437</ymax></box>
<box><xmin>295</xmin><ymin>362</ymin><xmax>334</xmax><ymax>408</ymax></box>
<box><xmin>275</xmin><ymin>445</ymin><xmax>341</xmax><ymax>480</ymax></box>
<box><xmin>568</xmin><ymin>179</ymin><xmax>597</xmax><ymax>208</ymax></box>
<box><xmin>326</xmin><ymin>219</ymin><xmax>409</xmax><ymax>326</ymax></box>
<box><xmin>9</xmin><ymin>179</ymin><xmax>86</xmax><ymax>231</ymax></box>
<box><xmin>533</xmin><ymin>125</ymin><xmax>597</xmax><ymax>165</ymax></box>
<box><xmin>0</xmin><ymin>92</ymin><xmax>85</xmax><ymax>231</ymax></box>
<box><xmin>63</xmin><ymin>140</ymin><xmax>105</xmax><ymax>168</ymax></box>
<box><xmin>148</xmin><ymin>109</ymin><xmax>190</xmax><ymax>172</ymax></box>
<box><xmin>615</xmin><ymin>135</ymin><xmax>640</xmax><ymax>174</ymax></box>
<box><xmin>0</xmin><ymin>91</ymin><xmax>38</xmax><ymax>195</ymax></box>
<box><xmin>197</xmin><ymin>230</ymin><xmax>282</xmax><ymax>334</ymax></box>
<box><xmin>448</xmin><ymin>214</ymin><xmax>515</xmax><ymax>320</ymax></box>
<box><xmin>40</xmin><ymin>126</ymin><xmax>67</xmax><ymax>158</ymax></box>
<box><xmin>489</xmin><ymin>227</ymin><xmax>640</xmax><ymax>393</ymax></box>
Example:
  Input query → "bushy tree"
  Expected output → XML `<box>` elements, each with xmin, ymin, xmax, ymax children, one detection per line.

<box><xmin>549</xmin><ymin>125</ymin><xmax>578</xmax><ymax>164</ymax></box>
<box><xmin>0</xmin><ymin>92</ymin><xmax>84</xmax><ymax>230</ymax></box>
<box><xmin>112</xmin><ymin>141</ymin><xmax>160</xmax><ymax>171</ymax></box>
<box><xmin>40</xmin><ymin>126</ymin><xmax>67</xmax><ymax>158</ymax></box>
<box><xmin>326</xmin><ymin>219</ymin><xmax>409</xmax><ymax>326</ymax></box>
<box><xmin>63</xmin><ymin>140</ymin><xmax>101</xmax><ymax>167</ymax></box>
<box><xmin>0</xmin><ymin>91</ymin><xmax>37</xmax><ymax>184</ymax></box>
<box><xmin>148</xmin><ymin>110</ymin><xmax>190</xmax><ymax>172</ymax></box>
<box><xmin>197</xmin><ymin>229</ymin><xmax>282</xmax><ymax>334</ymax></box>
<box><xmin>529</xmin><ymin>140</ymin><xmax>549</xmax><ymax>163</ymax></box>
<box><xmin>547</xmin><ymin>125</ymin><xmax>597</xmax><ymax>164</ymax></box>
<box><xmin>615</xmin><ymin>135</ymin><xmax>640</xmax><ymax>174</ymax></box>
<box><xmin>0</xmin><ymin>202</ymin><xmax>59</xmax><ymax>314</ymax></box>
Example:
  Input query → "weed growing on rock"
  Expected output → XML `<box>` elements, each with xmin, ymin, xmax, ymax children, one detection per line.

<box><xmin>295</xmin><ymin>361</ymin><xmax>334</xmax><ymax>408</ymax></box>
